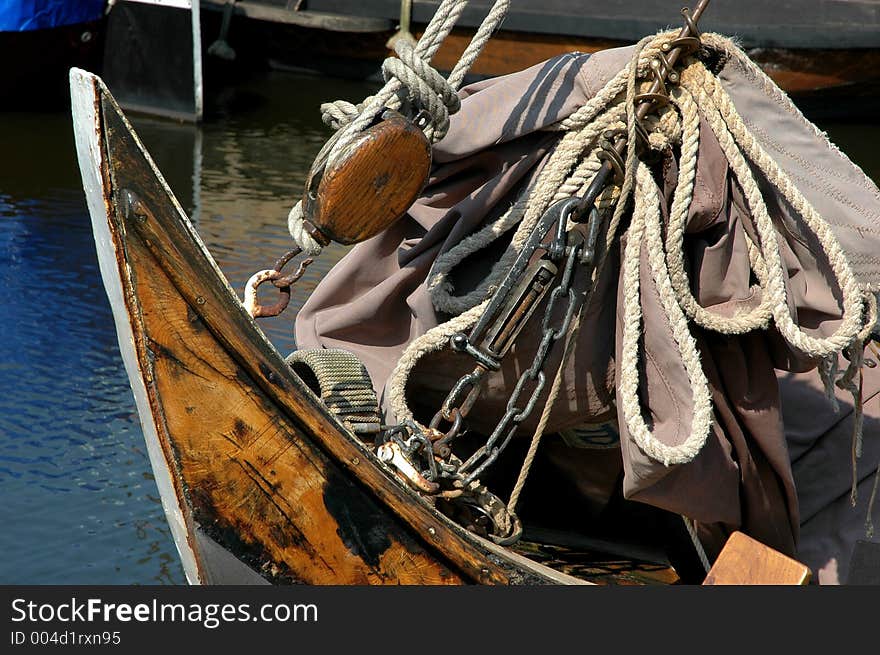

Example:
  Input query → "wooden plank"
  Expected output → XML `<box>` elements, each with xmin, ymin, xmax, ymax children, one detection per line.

<box><xmin>702</xmin><ymin>532</ymin><xmax>811</xmax><ymax>585</ymax></box>
<box><xmin>201</xmin><ymin>0</ymin><xmax>393</xmax><ymax>33</ymax></box>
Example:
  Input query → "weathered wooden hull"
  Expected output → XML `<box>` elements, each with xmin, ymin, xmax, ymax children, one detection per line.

<box><xmin>199</xmin><ymin>1</ymin><xmax>880</xmax><ymax>107</ymax></box>
<box><xmin>70</xmin><ymin>68</ymin><xmax>592</xmax><ymax>586</ymax></box>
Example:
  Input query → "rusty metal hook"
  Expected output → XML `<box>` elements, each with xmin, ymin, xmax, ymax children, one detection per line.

<box><xmin>243</xmin><ymin>247</ymin><xmax>314</xmax><ymax>318</ymax></box>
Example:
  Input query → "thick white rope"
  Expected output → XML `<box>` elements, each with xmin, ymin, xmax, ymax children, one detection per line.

<box><xmin>679</xmin><ymin>62</ymin><xmax>880</xmax><ymax>527</ymax></box>
<box><xmin>619</xmin><ymin>161</ymin><xmax>715</xmax><ymax>465</ymax></box>
<box><xmin>428</xmin><ymin>108</ymin><xmax>624</xmax><ymax>315</ymax></box>
<box><xmin>665</xmin><ymin>83</ymin><xmax>773</xmax><ymax>333</ymax></box>
<box><xmin>394</xmin><ymin>31</ymin><xmax>878</xmax><ymax>455</ymax></box>
<box><xmin>423</xmin><ymin>36</ymin><xmax>676</xmax><ymax>317</ymax></box>
<box><xmin>683</xmin><ymin>63</ymin><xmax>867</xmax><ymax>358</ymax></box>
<box><xmin>287</xmin><ymin>202</ymin><xmax>322</xmax><ymax>256</ymax></box>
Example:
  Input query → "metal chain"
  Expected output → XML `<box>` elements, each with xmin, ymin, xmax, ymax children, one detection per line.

<box><xmin>382</xmin><ymin>205</ymin><xmax>595</xmax><ymax>493</ymax></box>
<box><xmin>455</xmin><ymin>238</ymin><xmax>583</xmax><ymax>484</ymax></box>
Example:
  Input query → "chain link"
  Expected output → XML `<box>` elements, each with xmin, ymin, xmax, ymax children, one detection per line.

<box><xmin>373</xmin><ymin>198</ymin><xmax>602</xmax><ymax>550</ymax></box>
<box><xmin>455</xmin><ymin>239</ymin><xmax>584</xmax><ymax>484</ymax></box>
<box><xmin>388</xmin><ymin>233</ymin><xmax>584</xmax><ymax>484</ymax></box>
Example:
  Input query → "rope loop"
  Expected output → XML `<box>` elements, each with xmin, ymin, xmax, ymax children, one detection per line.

<box><xmin>391</xmin><ymin>31</ymin><xmax>878</xmax><ymax>480</ymax></box>
<box><xmin>382</xmin><ymin>38</ymin><xmax>461</xmax><ymax>141</ymax></box>
<box><xmin>321</xmin><ymin>0</ymin><xmax>510</xmax><ymax>164</ymax></box>
<box><xmin>293</xmin><ymin>1</ymin><xmax>512</xmax><ymax>255</ymax></box>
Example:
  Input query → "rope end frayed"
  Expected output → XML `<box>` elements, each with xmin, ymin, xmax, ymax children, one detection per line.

<box><xmin>818</xmin><ymin>356</ymin><xmax>841</xmax><ymax>413</ymax></box>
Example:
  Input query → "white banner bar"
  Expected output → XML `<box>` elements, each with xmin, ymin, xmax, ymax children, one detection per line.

<box><xmin>120</xmin><ymin>0</ymin><xmax>193</xmax><ymax>9</ymax></box>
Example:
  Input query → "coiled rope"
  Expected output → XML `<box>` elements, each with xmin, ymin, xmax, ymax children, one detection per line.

<box><xmin>288</xmin><ymin>0</ymin><xmax>511</xmax><ymax>255</ymax></box>
<box><xmin>387</xmin><ymin>31</ymin><xmax>880</xmax><ymax>532</ymax></box>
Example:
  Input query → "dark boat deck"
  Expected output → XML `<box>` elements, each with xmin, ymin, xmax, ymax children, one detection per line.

<box><xmin>307</xmin><ymin>0</ymin><xmax>880</xmax><ymax>49</ymax></box>
<box><xmin>513</xmin><ymin>541</ymin><xmax>680</xmax><ymax>585</ymax></box>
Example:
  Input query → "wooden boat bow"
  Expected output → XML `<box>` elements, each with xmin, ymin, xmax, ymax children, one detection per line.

<box><xmin>70</xmin><ymin>67</ymin><xmax>591</xmax><ymax>586</ymax></box>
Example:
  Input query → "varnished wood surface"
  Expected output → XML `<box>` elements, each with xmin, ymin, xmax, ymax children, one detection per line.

<box><xmin>250</xmin><ymin>20</ymin><xmax>880</xmax><ymax>97</ymax></box>
<box><xmin>305</xmin><ymin>112</ymin><xmax>431</xmax><ymax>245</ymax></box>
<box><xmin>433</xmin><ymin>30</ymin><xmax>880</xmax><ymax>96</ymax></box>
<box><xmin>93</xmin><ymin>76</ymin><xmax>589</xmax><ymax>585</ymax></box>
<box><xmin>702</xmin><ymin>532</ymin><xmax>811</xmax><ymax>585</ymax></box>
<box><xmin>102</xmin><ymin>101</ymin><xmax>462</xmax><ymax>585</ymax></box>
<box><xmin>430</xmin><ymin>30</ymin><xmax>623</xmax><ymax>80</ymax></box>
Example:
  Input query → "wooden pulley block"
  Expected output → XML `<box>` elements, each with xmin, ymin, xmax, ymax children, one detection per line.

<box><xmin>302</xmin><ymin>110</ymin><xmax>432</xmax><ymax>245</ymax></box>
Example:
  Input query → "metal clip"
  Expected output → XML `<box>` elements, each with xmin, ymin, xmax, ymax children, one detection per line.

<box><xmin>468</xmin><ymin>197</ymin><xmax>582</xmax><ymax>346</ymax></box>
<box><xmin>476</xmin><ymin>258</ymin><xmax>559</xmax><ymax>362</ymax></box>
<box><xmin>377</xmin><ymin>440</ymin><xmax>439</xmax><ymax>494</ymax></box>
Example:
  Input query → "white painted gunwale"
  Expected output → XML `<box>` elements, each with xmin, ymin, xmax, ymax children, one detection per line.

<box><xmin>69</xmin><ymin>69</ymin><xmax>592</xmax><ymax>586</ymax></box>
<box><xmin>70</xmin><ymin>68</ymin><xmax>203</xmax><ymax>584</ymax></box>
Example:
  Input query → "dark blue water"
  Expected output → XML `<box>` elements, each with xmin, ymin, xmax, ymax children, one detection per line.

<box><xmin>1</xmin><ymin>69</ymin><xmax>878</xmax><ymax>584</ymax></box>
<box><xmin>0</xmin><ymin>72</ymin><xmax>364</xmax><ymax>584</ymax></box>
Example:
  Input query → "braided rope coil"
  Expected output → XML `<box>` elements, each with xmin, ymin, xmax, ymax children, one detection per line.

<box><xmin>390</xmin><ymin>31</ymin><xmax>880</xmax><ymax>475</ymax></box>
<box><xmin>286</xmin><ymin>349</ymin><xmax>382</xmax><ymax>432</ymax></box>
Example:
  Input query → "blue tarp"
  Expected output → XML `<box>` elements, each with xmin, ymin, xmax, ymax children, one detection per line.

<box><xmin>0</xmin><ymin>1</ymin><xmax>106</xmax><ymax>32</ymax></box>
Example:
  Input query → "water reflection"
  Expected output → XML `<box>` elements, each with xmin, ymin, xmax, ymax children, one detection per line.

<box><xmin>0</xmin><ymin>68</ymin><xmax>878</xmax><ymax>584</ymax></box>
<box><xmin>0</xmin><ymin>188</ymin><xmax>182</xmax><ymax>583</ymax></box>
<box><xmin>0</xmin><ymin>71</ymin><xmax>373</xmax><ymax>584</ymax></box>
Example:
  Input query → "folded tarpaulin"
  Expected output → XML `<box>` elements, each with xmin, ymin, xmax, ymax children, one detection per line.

<box><xmin>294</xmin><ymin>38</ymin><xmax>880</xmax><ymax>581</ymax></box>
<box><xmin>0</xmin><ymin>1</ymin><xmax>105</xmax><ymax>32</ymax></box>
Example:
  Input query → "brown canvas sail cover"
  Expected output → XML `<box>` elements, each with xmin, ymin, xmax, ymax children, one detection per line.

<box><xmin>294</xmin><ymin>42</ymin><xmax>880</xmax><ymax>581</ymax></box>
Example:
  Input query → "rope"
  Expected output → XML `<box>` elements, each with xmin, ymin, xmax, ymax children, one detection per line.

<box><xmin>619</xmin><ymin>162</ymin><xmax>714</xmax><ymax>464</ymax></box>
<box><xmin>507</xmin><ymin>298</ymin><xmax>586</xmax><ymax>513</ymax></box>
<box><xmin>289</xmin><ymin>1</ymin><xmax>511</xmax><ymax>255</ymax></box>
<box><xmin>286</xmin><ymin>349</ymin><xmax>382</xmax><ymax>433</ymax></box>
<box><xmin>426</xmin><ymin>36</ymin><xmax>677</xmax><ymax>317</ymax></box>
<box><xmin>390</xmin><ymin>30</ymin><xmax>879</xmax><ymax>491</ymax></box>
<box><xmin>682</xmin><ymin>515</ymin><xmax>712</xmax><ymax>574</ymax></box>
<box><xmin>287</xmin><ymin>202</ymin><xmax>322</xmax><ymax>256</ymax></box>
<box><xmin>683</xmin><ymin>62</ymin><xmax>867</xmax><ymax>358</ymax></box>
<box><xmin>665</xmin><ymin>85</ymin><xmax>772</xmax><ymax>333</ymax></box>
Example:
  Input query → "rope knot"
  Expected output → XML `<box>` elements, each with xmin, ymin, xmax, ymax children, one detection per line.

<box><xmin>287</xmin><ymin>201</ymin><xmax>323</xmax><ymax>256</ymax></box>
<box><xmin>642</xmin><ymin>100</ymin><xmax>682</xmax><ymax>151</ymax></box>
<box><xmin>320</xmin><ymin>100</ymin><xmax>367</xmax><ymax>131</ymax></box>
<box><xmin>381</xmin><ymin>38</ymin><xmax>461</xmax><ymax>141</ymax></box>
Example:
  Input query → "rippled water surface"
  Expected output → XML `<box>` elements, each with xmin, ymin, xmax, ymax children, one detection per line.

<box><xmin>0</xmin><ymin>72</ymin><xmax>371</xmax><ymax>584</ymax></box>
<box><xmin>1</xmin><ymin>69</ymin><xmax>878</xmax><ymax>584</ymax></box>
